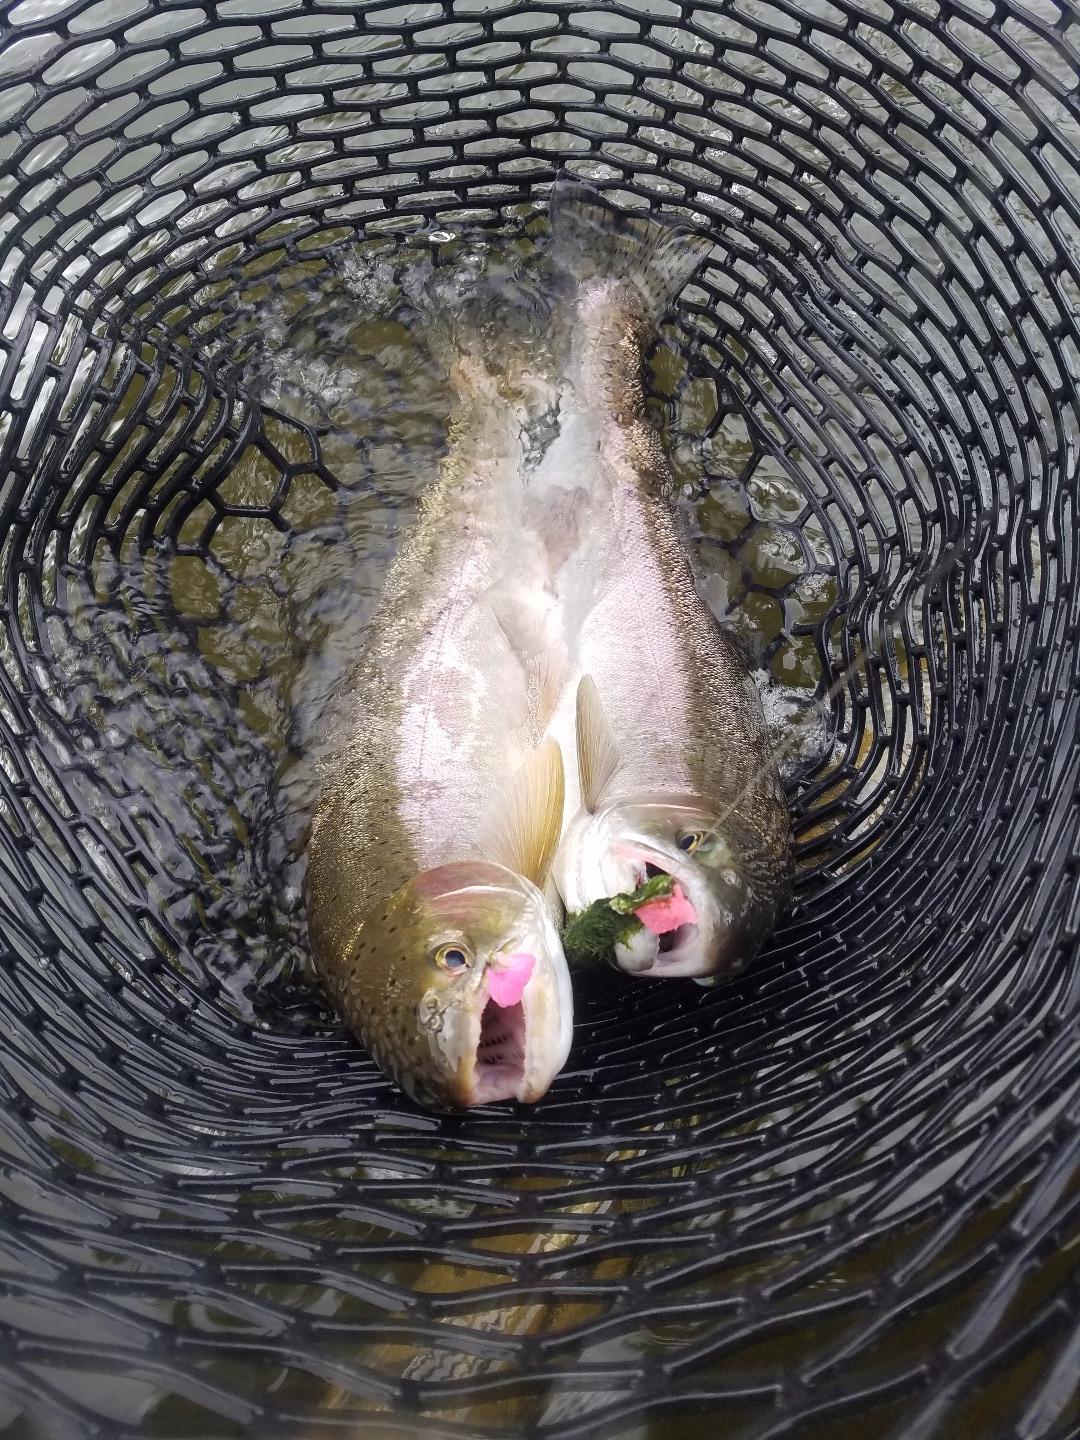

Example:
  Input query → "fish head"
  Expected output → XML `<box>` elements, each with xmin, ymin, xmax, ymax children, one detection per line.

<box><xmin>560</xmin><ymin>794</ymin><xmax>776</xmax><ymax>980</ymax></box>
<box><xmin>348</xmin><ymin>861</ymin><xmax>573</xmax><ymax>1110</ymax></box>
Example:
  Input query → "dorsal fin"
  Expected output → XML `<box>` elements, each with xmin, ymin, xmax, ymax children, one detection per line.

<box><xmin>576</xmin><ymin>675</ymin><xmax>620</xmax><ymax>813</ymax></box>
<box><xmin>483</xmin><ymin>738</ymin><xmax>565</xmax><ymax>887</ymax></box>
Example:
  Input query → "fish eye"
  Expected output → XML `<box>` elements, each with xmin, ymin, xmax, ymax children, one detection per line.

<box><xmin>677</xmin><ymin>829</ymin><xmax>705</xmax><ymax>853</ymax></box>
<box><xmin>434</xmin><ymin>943</ymin><xmax>472</xmax><ymax>974</ymax></box>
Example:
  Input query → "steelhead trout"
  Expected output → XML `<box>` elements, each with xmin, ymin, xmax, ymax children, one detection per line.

<box><xmin>306</xmin><ymin>353</ymin><xmax>573</xmax><ymax>1108</ymax></box>
<box><xmin>536</xmin><ymin>177</ymin><xmax>792</xmax><ymax>980</ymax></box>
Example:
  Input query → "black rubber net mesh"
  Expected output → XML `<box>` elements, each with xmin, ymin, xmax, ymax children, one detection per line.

<box><xmin>1</xmin><ymin>1</ymin><xmax>1079</xmax><ymax>1437</ymax></box>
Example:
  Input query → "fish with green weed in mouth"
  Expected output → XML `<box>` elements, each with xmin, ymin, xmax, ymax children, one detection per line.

<box><xmin>535</xmin><ymin>178</ymin><xmax>793</xmax><ymax>981</ymax></box>
<box><xmin>560</xmin><ymin>870</ymin><xmax>680</xmax><ymax>969</ymax></box>
<box><xmin>305</xmin><ymin>352</ymin><xmax>573</xmax><ymax>1110</ymax></box>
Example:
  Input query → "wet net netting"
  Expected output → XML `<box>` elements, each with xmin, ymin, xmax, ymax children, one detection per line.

<box><xmin>1</xmin><ymin>0</ymin><xmax>1079</xmax><ymax>1437</ymax></box>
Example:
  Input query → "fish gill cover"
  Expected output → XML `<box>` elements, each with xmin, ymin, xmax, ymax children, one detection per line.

<box><xmin>0</xmin><ymin>1</ymin><xmax>1077</xmax><ymax>1438</ymax></box>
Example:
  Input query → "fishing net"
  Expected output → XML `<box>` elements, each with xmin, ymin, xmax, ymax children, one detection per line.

<box><xmin>0</xmin><ymin>1</ymin><xmax>1078</xmax><ymax>1436</ymax></box>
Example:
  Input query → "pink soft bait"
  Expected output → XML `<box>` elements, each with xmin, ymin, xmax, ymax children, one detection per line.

<box><xmin>634</xmin><ymin>883</ymin><xmax>697</xmax><ymax>935</ymax></box>
<box><xmin>487</xmin><ymin>952</ymin><xmax>535</xmax><ymax>1007</ymax></box>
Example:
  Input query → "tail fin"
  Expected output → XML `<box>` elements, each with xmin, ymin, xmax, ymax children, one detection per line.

<box><xmin>548</xmin><ymin>174</ymin><xmax>713</xmax><ymax>320</ymax></box>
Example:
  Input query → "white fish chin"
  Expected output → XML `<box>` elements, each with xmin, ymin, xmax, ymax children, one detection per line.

<box><xmin>630</xmin><ymin>921</ymin><xmax>705</xmax><ymax>978</ymax></box>
<box><xmin>614</xmin><ymin>911</ymin><xmax>707</xmax><ymax>978</ymax></box>
<box><xmin>518</xmin><ymin>910</ymin><xmax>574</xmax><ymax>1100</ymax></box>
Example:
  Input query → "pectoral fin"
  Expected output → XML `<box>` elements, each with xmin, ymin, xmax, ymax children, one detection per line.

<box><xmin>483</xmin><ymin>738</ymin><xmax>565</xmax><ymax>887</ymax></box>
<box><xmin>577</xmin><ymin>675</ymin><xmax>621</xmax><ymax>813</ymax></box>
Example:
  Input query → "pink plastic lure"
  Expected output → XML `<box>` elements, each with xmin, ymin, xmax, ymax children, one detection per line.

<box><xmin>635</xmin><ymin>884</ymin><xmax>697</xmax><ymax>936</ymax></box>
<box><xmin>487</xmin><ymin>951</ymin><xmax>536</xmax><ymax>1007</ymax></box>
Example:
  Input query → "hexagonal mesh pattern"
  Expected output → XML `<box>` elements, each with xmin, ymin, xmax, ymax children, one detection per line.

<box><xmin>0</xmin><ymin>2</ymin><xmax>1078</xmax><ymax>1438</ymax></box>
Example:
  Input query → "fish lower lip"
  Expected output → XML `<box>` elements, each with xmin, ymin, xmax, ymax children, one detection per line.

<box><xmin>633</xmin><ymin>922</ymin><xmax>702</xmax><ymax>977</ymax></box>
<box><xmin>471</xmin><ymin>997</ymin><xmax>527</xmax><ymax>1103</ymax></box>
<box><xmin>615</xmin><ymin>928</ymin><xmax>659</xmax><ymax>971</ymax></box>
<box><xmin>613</xmin><ymin>917</ymin><xmax>705</xmax><ymax>976</ymax></box>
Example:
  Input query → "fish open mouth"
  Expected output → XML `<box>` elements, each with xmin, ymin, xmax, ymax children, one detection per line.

<box><xmin>655</xmin><ymin>922</ymin><xmax>699</xmax><ymax>959</ymax></box>
<box><xmin>472</xmin><ymin>997</ymin><xmax>527</xmax><ymax>1102</ymax></box>
<box><xmin>609</xmin><ymin>859</ymin><xmax>702</xmax><ymax>975</ymax></box>
<box><xmin>640</xmin><ymin>863</ymin><xmax>698</xmax><ymax>961</ymax></box>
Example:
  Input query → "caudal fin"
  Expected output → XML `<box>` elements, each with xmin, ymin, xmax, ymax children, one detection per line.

<box><xmin>548</xmin><ymin>174</ymin><xmax>713</xmax><ymax>320</ymax></box>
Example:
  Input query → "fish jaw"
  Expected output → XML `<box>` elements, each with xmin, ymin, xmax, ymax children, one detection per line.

<box><xmin>519</xmin><ymin>900</ymin><xmax>575</xmax><ymax>1099</ymax></box>
<box><xmin>460</xmin><ymin>887</ymin><xmax>573</xmax><ymax>1106</ymax></box>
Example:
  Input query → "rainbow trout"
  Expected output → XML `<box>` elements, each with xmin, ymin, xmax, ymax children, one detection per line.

<box><xmin>306</xmin><ymin>354</ymin><xmax>573</xmax><ymax>1108</ymax></box>
<box><xmin>536</xmin><ymin>178</ymin><xmax>792</xmax><ymax>980</ymax></box>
